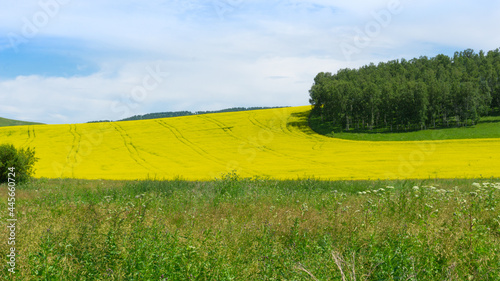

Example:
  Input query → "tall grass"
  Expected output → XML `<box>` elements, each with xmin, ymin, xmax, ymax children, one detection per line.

<box><xmin>1</xmin><ymin>177</ymin><xmax>499</xmax><ymax>280</ymax></box>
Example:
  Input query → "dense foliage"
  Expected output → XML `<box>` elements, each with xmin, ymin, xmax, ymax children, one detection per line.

<box><xmin>309</xmin><ymin>48</ymin><xmax>500</xmax><ymax>132</ymax></box>
<box><xmin>0</xmin><ymin>144</ymin><xmax>38</xmax><ymax>183</ymax></box>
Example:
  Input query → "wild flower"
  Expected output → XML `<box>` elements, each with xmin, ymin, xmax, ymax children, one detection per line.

<box><xmin>301</xmin><ymin>203</ymin><xmax>309</xmax><ymax>212</ymax></box>
<box><xmin>386</xmin><ymin>186</ymin><xmax>395</xmax><ymax>189</ymax></box>
<box><xmin>412</xmin><ymin>186</ymin><xmax>419</xmax><ymax>191</ymax></box>
<box><xmin>472</xmin><ymin>182</ymin><xmax>481</xmax><ymax>188</ymax></box>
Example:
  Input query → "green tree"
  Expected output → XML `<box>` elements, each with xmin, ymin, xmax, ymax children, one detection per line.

<box><xmin>309</xmin><ymin>47</ymin><xmax>500</xmax><ymax>133</ymax></box>
<box><xmin>0</xmin><ymin>144</ymin><xmax>39</xmax><ymax>183</ymax></box>
<box><xmin>362</xmin><ymin>83</ymin><xmax>381</xmax><ymax>130</ymax></box>
<box><xmin>309</xmin><ymin>72</ymin><xmax>332</xmax><ymax>121</ymax></box>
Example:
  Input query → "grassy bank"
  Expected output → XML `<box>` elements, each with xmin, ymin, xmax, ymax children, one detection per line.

<box><xmin>309</xmin><ymin>114</ymin><xmax>500</xmax><ymax>141</ymax></box>
<box><xmin>0</xmin><ymin>117</ymin><xmax>43</xmax><ymax>127</ymax></box>
<box><xmin>1</xmin><ymin>176</ymin><xmax>500</xmax><ymax>280</ymax></box>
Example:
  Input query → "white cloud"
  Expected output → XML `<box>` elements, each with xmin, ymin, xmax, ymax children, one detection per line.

<box><xmin>0</xmin><ymin>55</ymin><xmax>349</xmax><ymax>124</ymax></box>
<box><xmin>1</xmin><ymin>0</ymin><xmax>499</xmax><ymax>123</ymax></box>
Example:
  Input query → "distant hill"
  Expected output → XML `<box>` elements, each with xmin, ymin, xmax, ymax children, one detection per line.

<box><xmin>87</xmin><ymin>106</ymin><xmax>287</xmax><ymax>123</ymax></box>
<box><xmin>0</xmin><ymin>117</ymin><xmax>43</xmax><ymax>127</ymax></box>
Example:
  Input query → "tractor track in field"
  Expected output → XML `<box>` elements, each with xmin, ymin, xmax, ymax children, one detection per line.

<box><xmin>155</xmin><ymin>120</ymin><xmax>262</xmax><ymax>175</ymax></box>
<box><xmin>66</xmin><ymin>124</ymin><xmax>82</xmax><ymax>177</ymax></box>
<box><xmin>203</xmin><ymin>112</ymin><xmax>329</xmax><ymax>168</ymax></box>
<box><xmin>22</xmin><ymin>126</ymin><xmax>36</xmax><ymax>148</ymax></box>
<box><xmin>111</xmin><ymin>123</ymin><xmax>159</xmax><ymax>173</ymax></box>
<box><xmin>197</xmin><ymin>115</ymin><xmax>251</xmax><ymax>143</ymax></box>
<box><xmin>199</xmin><ymin>114</ymin><xmax>287</xmax><ymax>158</ymax></box>
<box><xmin>282</xmin><ymin>114</ymin><xmax>326</xmax><ymax>151</ymax></box>
<box><xmin>246</xmin><ymin>112</ymin><xmax>329</xmax><ymax>166</ymax></box>
<box><xmin>155</xmin><ymin>120</ymin><xmax>227</xmax><ymax>167</ymax></box>
<box><xmin>262</xmin><ymin>108</ymin><xmax>327</xmax><ymax>151</ymax></box>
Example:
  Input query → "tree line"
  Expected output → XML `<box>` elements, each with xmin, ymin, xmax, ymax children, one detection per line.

<box><xmin>309</xmin><ymin>48</ymin><xmax>500</xmax><ymax>131</ymax></box>
<box><xmin>88</xmin><ymin>107</ymin><xmax>285</xmax><ymax>123</ymax></box>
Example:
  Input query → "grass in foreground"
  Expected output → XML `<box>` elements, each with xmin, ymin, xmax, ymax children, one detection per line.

<box><xmin>309</xmin><ymin>114</ymin><xmax>500</xmax><ymax>141</ymax></box>
<box><xmin>1</xmin><ymin>176</ymin><xmax>500</xmax><ymax>280</ymax></box>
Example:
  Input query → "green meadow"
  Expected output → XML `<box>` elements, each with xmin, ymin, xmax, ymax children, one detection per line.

<box><xmin>1</xmin><ymin>176</ymin><xmax>499</xmax><ymax>280</ymax></box>
<box><xmin>309</xmin><ymin>114</ymin><xmax>500</xmax><ymax>141</ymax></box>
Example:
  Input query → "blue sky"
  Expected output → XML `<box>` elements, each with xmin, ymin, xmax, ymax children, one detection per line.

<box><xmin>0</xmin><ymin>0</ymin><xmax>499</xmax><ymax>124</ymax></box>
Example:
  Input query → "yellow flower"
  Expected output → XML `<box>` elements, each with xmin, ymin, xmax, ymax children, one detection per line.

<box><xmin>1</xmin><ymin>106</ymin><xmax>499</xmax><ymax>180</ymax></box>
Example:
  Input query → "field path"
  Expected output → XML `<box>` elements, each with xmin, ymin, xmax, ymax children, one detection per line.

<box><xmin>21</xmin><ymin>126</ymin><xmax>36</xmax><ymax>148</ymax></box>
<box><xmin>65</xmin><ymin>124</ymin><xmax>82</xmax><ymax>177</ymax></box>
<box><xmin>111</xmin><ymin>123</ymin><xmax>160</xmax><ymax>174</ymax></box>
<box><xmin>154</xmin><ymin>119</ymin><xmax>262</xmax><ymax>176</ymax></box>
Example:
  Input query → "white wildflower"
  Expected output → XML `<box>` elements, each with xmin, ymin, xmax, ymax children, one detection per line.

<box><xmin>472</xmin><ymin>183</ymin><xmax>481</xmax><ymax>188</ymax></box>
<box><xmin>412</xmin><ymin>186</ymin><xmax>419</xmax><ymax>191</ymax></box>
<box><xmin>301</xmin><ymin>203</ymin><xmax>309</xmax><ymax>212</ymax></box>
<box><xmin>386</xmin><ymin>186</ymin><xmax>395</xmax><ymax>189</ymax></box>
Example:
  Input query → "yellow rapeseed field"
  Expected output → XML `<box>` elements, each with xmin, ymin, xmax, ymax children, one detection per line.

<box><xmin>1</xmin><ymin>106</ymin><xmax>499</xmax><ymax>180</ymax></box>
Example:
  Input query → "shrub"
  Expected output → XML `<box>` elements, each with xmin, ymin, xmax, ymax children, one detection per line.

<box><xmin>0</xmin><ymin>143</ymin><xmax>38</xmax><ymax>183</ymax></box>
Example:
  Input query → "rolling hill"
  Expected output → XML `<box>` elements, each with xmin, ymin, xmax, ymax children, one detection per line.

<box><xmin>0</xmin><ymin>106</ymin><xmax>499</xmax><ymax>180</ymax></box>
<box><xmin>0</xmin><ymin>117</ymin><xmax>43</xmax><ymax>127</ymax></box>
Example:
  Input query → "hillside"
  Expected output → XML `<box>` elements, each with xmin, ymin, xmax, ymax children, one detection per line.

<box><xmin>87</xmin><ymin>107</ymin><xmax>285</xmax><ymax>123</ymax></box>
<box><xmin>0</xmin><ymin>117</ymin><xmax>43</xmax><ymax>127</ymax></box>
<box><xmin>118</xmin><ymin>106</ymin><xmax>284</xmax><ymax>122</ymax></box>
<box><xmin>0</xmin><ymin>106</ymin><xmax>499</xmax><ymax>180</ymax></box>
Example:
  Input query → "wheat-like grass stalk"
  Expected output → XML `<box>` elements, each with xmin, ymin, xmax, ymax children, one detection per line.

<box><xmin>332</xmin><ymin>251</ymin><xmax>347</xmax><ymax>281</ymax></box>
<box><xmin>295</xmin><ymin>264</ymin><xmax>319</xmax><ymax>281</ymax></box>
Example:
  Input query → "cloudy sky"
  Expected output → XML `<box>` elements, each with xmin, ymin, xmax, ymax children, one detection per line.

<box><xmin>1</xmin><ymin>0</ymin><xmax>499</xmax><ymax>124</ymax></box>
